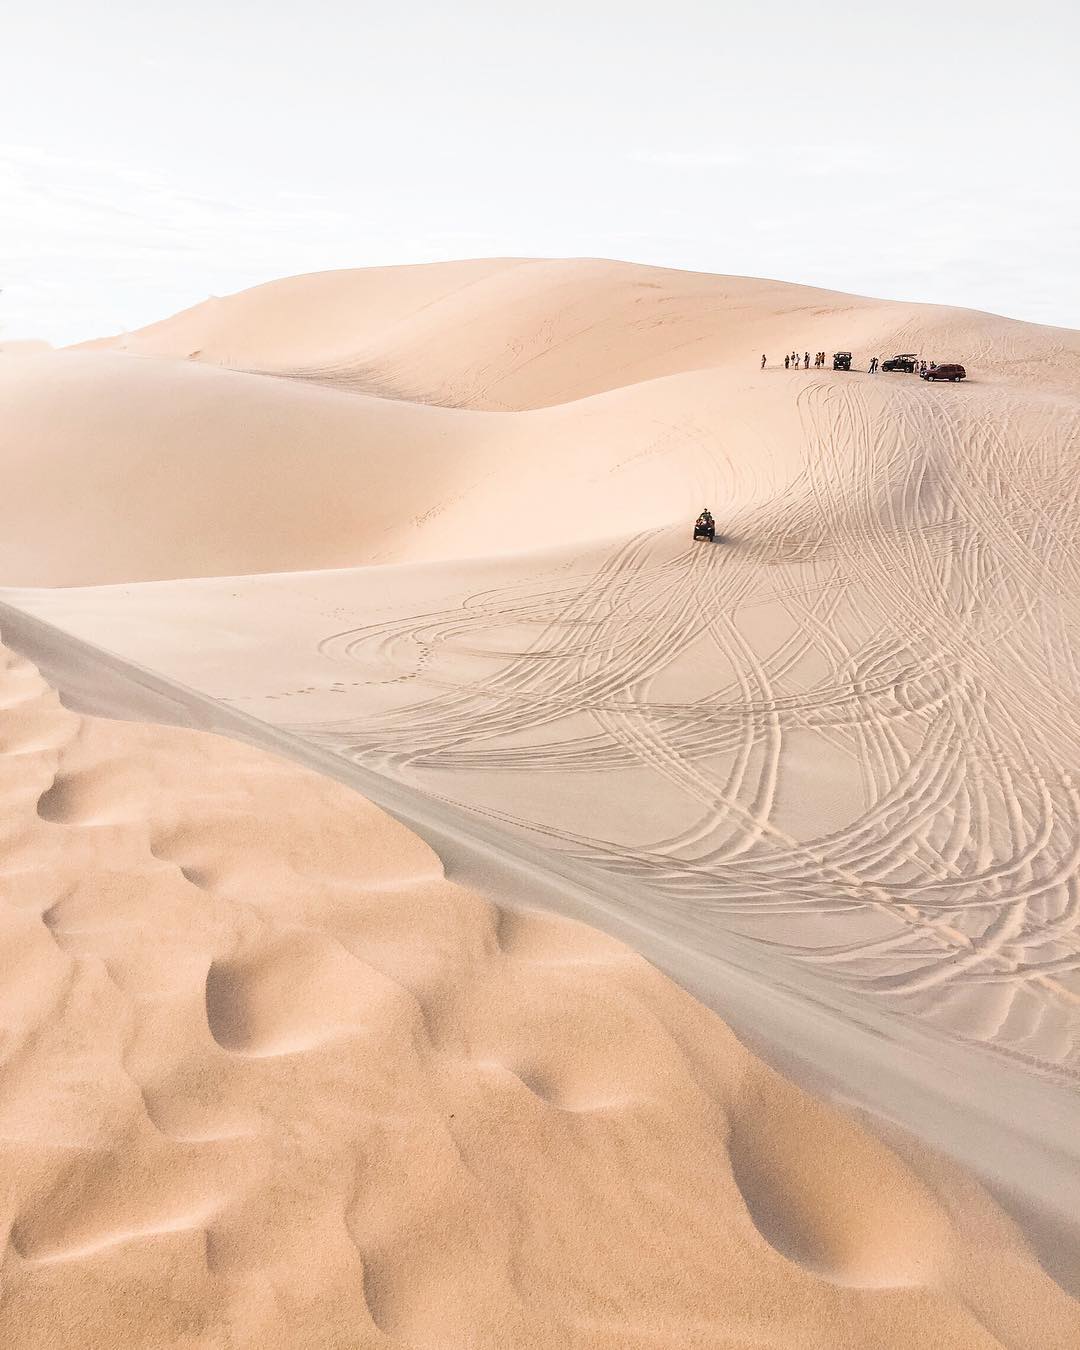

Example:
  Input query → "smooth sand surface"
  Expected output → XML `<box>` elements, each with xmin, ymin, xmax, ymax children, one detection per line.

<box><xmin>5</xmin><ymin>259</ymin><xmax>1080</xmax><ymax>1342</ymax></box>
<box><xmin>2</xmin><ymin>639</ymin><xmax>1078</xmax><ymax>1348</ymax></box>
<box><xmin>4</xmin><ymin>260</ymin><xmax>1079</xmax><ymax>586</ymax></box>
<box><xmin>0</xmin><ymin>341</ymin><xmax>52</xmax><ymax>359</ymax></box>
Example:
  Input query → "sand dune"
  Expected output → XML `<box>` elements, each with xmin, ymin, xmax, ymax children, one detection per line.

<box><xmin>10</xmin><ymin>270</ymin><xmax>1080</xmax><ymax>1074</ymax></box>
<box><xmin>4</xmin><ymin>260</ymin><xmax>1079</xmax><ymax>587</ymax></box>
<box><xmin>2</xmin><ymin>638</ymin><xmax>1077</xmax><ymax>1347</ymax></box>
<box><xmin>84</xmin><ymin>259</ymin><xmax>1080</xmax><ymax>407</ymax></box>
<box><xmin>5</xmin><ymin>258</ymin><xmax>1080</xmax><ymax>1343</ymax></box>
<box><xmin>0</xmin><ymin>349</ymin><xmax>809</xmax><ymax>585</ymax></box>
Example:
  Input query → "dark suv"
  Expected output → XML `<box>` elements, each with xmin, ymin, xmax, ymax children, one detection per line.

<box><xmin>921</xmin><ymin>364</ymin><xmax>967</xmax><ymax>382</ymax></box>
<box><xmin>881</xmin><ymin>353</ymin><xmax>918</xmax><ymax>373</ymax></box>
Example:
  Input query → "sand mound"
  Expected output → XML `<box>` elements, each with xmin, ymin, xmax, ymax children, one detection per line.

<box><xmin>83</xmin><ymin>258</ymin><xmax>1080</xmax><ymax>408</ymax></box>
<box><xmin>1</xmin><ymin>637</ymin><xmax>1076</xmax><ymax>1347</ymax></box>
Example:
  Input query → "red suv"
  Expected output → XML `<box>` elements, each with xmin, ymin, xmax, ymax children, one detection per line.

<box><xmin>922</xmin><ymin>364</ymin><xmax>966</xmax><ymax>382</ymax></box>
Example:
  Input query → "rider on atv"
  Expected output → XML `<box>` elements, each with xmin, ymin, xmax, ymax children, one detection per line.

<box><xmin>694</xmin><ymin>507</ymin><xmax>716</xmax><ymax>542</ymax></box>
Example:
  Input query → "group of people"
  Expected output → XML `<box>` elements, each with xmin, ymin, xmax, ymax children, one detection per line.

<box><xmin>761</xmin><ymin>353</ymin><xmax>940</xmax><ymax>374</ymax></box>
<box><xmin>767</xmin><ymin>351</ymin><xmax>830</xmax><ymax>370</ymax></box>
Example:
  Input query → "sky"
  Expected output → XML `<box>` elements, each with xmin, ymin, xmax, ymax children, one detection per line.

<box><xmin>3</xmin><ymin>0</ymin><xmax>1078</xmax><ymax>345</ymax></box>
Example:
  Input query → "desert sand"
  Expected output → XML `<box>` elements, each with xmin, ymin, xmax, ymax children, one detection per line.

<box><xmin>3</xmin><ymin>260</ymin><xmax>1078</xmax><ymax>586</ymax></box>
<box><xmin>4</xmin><ymin>258</ymin><xmax>1080</xmax><ymax>1343</ymax></box>
<box><xmin>2</xmin><ymin>638</ymin><xmax>1079</xmax><ymax>1348</ymax></box>
<box><xmin>0</xmin><ymin>342</ymin><xmax>51</xmax><ymax>375</ymax></box>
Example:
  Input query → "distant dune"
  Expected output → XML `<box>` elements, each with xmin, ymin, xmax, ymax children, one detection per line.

<box><xmin>79</xmin><ymin>259</ymin><xmax>1080</xmax><ymax>406</ymax></box>
<box><xmin>3</xmin><ymin>260</ymin><xmax>1078</xmax><ymax>585</ymax></box>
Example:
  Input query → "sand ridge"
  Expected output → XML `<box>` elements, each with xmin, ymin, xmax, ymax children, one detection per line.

<box><xmin>2</xmin><ymin>638</ymin><xmax>1078</xmax><ymax>1347</ymax></box>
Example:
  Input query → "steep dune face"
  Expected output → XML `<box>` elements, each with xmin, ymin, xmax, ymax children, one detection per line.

<box><xmin>1</xmin><ymin>639</ymin><xmax>1077</xmax><ymax>1348</ymax></box>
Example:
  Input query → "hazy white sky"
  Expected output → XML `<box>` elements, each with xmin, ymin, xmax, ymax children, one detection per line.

<box><xmin>3</xmin><ymin>0</ymin><xmax>1078</xmax><ymax>344</ymax></box>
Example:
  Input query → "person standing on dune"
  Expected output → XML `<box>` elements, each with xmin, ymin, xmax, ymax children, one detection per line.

<box><xmin>784</xmin><ymin>354</ymin><xmax>790</xmax><ymax>369</ymax></box>
<box><xmin>804</xmin><ymin>352</ymin><xmax>810</xmax><ymax>369</ymax></box>
<box><xmin>761</xmin><ymin>353</ymin><xmax>766</xmax><ymax>369</ymax></box>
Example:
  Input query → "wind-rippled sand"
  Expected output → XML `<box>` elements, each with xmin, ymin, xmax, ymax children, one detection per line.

<box><xmin>2</xmin><ymin>641</ymin><xmax>1078</xmax><ymax>1347</ymax></box>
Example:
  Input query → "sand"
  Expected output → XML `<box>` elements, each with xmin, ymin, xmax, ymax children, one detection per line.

<box><xmin>4</xmin><ymin>260</ymin><xmax>1078</xmax><ymax>587</ymax></box>
<box><xmin>10</xmin><ymin>261</ymin><xmax>1080</xmax><ymax>1067</ymax></box>
<box><xmin>2</xmin><ymin>638</ymin><xmax>1078</xmax><ymax>1348</ymax></box>
<box><xmin>0</xmin><ymin>341</ymin><xmax>52</xmax><ymax>359</ymax></box>
<box><xmin>4</xmin><ymin>258</ymin><xmax>1080</xmax><ymax>1343</ymax></box>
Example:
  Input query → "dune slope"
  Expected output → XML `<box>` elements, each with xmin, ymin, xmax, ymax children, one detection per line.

<box><xmin>4</xmin><ymin>260</ymin><xmax>1079</xmax><ymax>587</ymax></box>
<box><xmin>0</xmin><ymin>350</ymin><xmax>810</xmax><ymax>585</ymax></box>
<box><xmin>11</xmin><ymin>273</ymin><xmax>1080</xmax><ymax>1079</ymax></box>
<box><xmin>85</xmin><ymin>259</ymin><xmax>1080</xmax><ymax>408</ymax></box>
<box><xmin>6</xmin><ymin>259</ymin><xmax>1080</xmax><ymax>1343</ymax></box>
<box><xmin>1</xmin><ymin>638</ymin><xmax>1077</xmax><ymax>1348</ymax></box>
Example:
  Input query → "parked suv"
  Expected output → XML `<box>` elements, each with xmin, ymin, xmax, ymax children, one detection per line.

<box><xmin>921</xmin><ymin>363</ymin><xmax>967</xmax><ymax>382</ymax></box>
<box><xmin>881</xmin><ymin>353</ymin><xmax>918</xmax><ymax>373</ymax></box>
